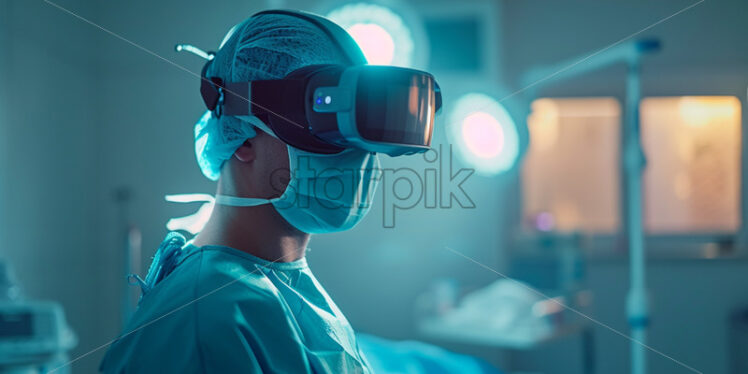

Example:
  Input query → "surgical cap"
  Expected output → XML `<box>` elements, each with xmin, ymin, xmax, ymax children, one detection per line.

<box><xmin>195</xmin><ymin>13</ymin><xmax>350</xmax><ymax>181</ymax></box>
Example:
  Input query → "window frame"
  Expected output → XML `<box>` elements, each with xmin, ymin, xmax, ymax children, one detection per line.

<box><xmin>517</xmin><ymin>95</ymin><xmax>747</xmax><ymax>260</ymax></box>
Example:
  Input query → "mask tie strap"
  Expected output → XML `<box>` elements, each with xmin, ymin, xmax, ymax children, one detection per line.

<box><xmin>214</xmin><ymin>194</ymin><xmax>277</xmax><ymax>206</ymax></box>
<box><xmin>164</xmin><ymin>194</ymin><xmax>216</xmax><ymax>235</ymax></box>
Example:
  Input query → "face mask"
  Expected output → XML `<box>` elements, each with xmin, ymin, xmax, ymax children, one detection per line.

<box><xmin>167</xmin><ymin>146</ymin><xmax>382</xmax><ymax>235</ymax></box>
<box><xmin>215</xmin><ymin>146</ymin><xmax>381</xmax><ymax>234</ymax></box>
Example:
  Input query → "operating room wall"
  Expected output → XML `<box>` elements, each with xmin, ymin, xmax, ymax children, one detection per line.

<box><xmin>2</xmin><ymin>1</ymin><xmax>103</xmax><ymax>373</ymax></box>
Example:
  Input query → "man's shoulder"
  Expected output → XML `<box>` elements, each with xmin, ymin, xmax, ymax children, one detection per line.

<box><xmin>99</xmin><ymin>249</ymin><xmax>292</xmax><ymax>373</ymax></box>
<box><xmin>133</xmin><ymin>248</ymin><xmax>282</xmax><ymax>323</ymax></box>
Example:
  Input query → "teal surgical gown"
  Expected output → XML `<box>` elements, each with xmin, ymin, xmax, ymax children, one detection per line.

<box><xmin>100</xmin><ymin>238</ymin><xmax>371</xmax><ymax>373</ymax></box>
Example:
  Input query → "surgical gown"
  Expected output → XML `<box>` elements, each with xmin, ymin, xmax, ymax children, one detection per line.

<box><xmin>100</xmin><ymin>240</ymin><xmax>371</xmax><ymax>373</ymax></box>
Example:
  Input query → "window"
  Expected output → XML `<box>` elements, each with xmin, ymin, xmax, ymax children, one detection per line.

<box><xmin>522</xmin><ymin>96</ymin><xmax>742</xmax><ymax>236</ymax></box>
<box><xmin>641</xmin><ymin>96</ymin><xmax>741</xmax><ymax>233</ymax></box>
<box><xmin>522</xmin><ymin>98</ymin><xmax>621</xmax><ymax>233</ymax></box>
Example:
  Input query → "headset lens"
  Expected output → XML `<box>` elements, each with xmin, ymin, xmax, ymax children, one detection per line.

<box><xmin>355</xmin><ymin>69</ymin><xmax>435</xmax><ymax>147</ymax></box>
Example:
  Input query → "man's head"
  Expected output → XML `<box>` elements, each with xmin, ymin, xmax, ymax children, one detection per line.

<box><xmin>194</xmin><ymin>12</ymin><xmax>351</xmax><ymax>182</ymax></box>
<box><xmin>193</xmin><ymin>11</ymin><xmax>382</xmax><ymax>234</ymax></box>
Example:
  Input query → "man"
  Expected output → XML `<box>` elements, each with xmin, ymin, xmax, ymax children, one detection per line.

<box><xmin>100</xmin><ymin>11</ymin><xmax>381</xmax><ymax>373</ymax></box>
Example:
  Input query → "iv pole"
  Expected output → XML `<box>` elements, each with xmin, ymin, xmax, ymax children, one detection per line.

<box><xmin>623</xmin><ymin>47</ymin><xmax>649</xmax><ymax>374</ymax></box>
<box><xmin>520</xmin><ymin>38</ymin><xmax>660</xmax><ymax>374</ymax></box>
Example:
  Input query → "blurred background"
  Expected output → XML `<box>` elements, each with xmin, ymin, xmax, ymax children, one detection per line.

<box><xmin>1</xmin><ymin>0</ymin><xmax>747</xmax><ymax>373</ymax></box>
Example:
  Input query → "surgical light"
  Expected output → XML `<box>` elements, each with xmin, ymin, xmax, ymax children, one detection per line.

<box><xmin>327</xmin><ymin>3</ymin><xmax>414</xmax><ymax>67</ymax></box>
<box><xmin>347</xmin><ymin>23</ymin><xmax>395</xmax><ymax>65</ymax></box>
<box><xmin>462</xmin><ymin>112</ymin><xmax>504</xmax><ymax>159</ymax></box>
<box><xmin>449</xmin><ymin>93</ymin><xmax>520</xmax><ymax>175</ymax></box>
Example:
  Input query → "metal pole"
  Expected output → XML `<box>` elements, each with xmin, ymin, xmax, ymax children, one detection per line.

<box><xmin>623</xmin><ymin>55</ymin><xmax>648</xmax><ymax>374</ymax></box>
<box><xmin>520</xmin><ymin>39</ymin><xmax>659</xmax><ymax>374</ymax></box>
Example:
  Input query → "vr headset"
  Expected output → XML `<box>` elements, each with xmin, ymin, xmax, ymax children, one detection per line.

<box><xmin>194</xmin><ymin>10</ymin><xmax>442</xmax><ymax>156</ymax></box>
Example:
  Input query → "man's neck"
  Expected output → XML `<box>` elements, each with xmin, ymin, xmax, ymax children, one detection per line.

<box><xmin>192</xmin><ymin>203</ymin><xmax>309</xmax><ymax>262</ymax></box>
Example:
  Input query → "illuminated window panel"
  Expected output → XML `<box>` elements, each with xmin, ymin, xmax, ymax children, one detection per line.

<box><xmin>522</xmin><ymin>98</ymin><xmax>621</xmax><ymax>233</ymax></box>
<box><xmin>641</xmin><ymin>96</ymin><xmax>741</xmax><ymax>233</ymax></box>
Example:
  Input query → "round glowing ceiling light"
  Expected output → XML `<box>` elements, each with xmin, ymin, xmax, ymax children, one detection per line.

<box><xmin>462</xmin><ymin>112</ymin><xmax>505</xmax><ymax>159</ymax></box>
<box><xmin>449</xmin><ymin>93</ymin><xmax>520</xmax><ymax>175</ymax></box>
<box><xmin>326</xmin><ymin>3</ymin><xmax>415</xmax><ymax>67</ymax></box>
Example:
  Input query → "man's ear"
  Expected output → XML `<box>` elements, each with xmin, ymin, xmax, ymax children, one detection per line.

<box><xmin>234</xmin><ymin>140</ymin><xmax>255</xmax><ymax>163</ymax></box>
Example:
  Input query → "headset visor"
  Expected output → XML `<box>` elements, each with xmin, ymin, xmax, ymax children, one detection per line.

<box><xmin>355</xmin><ymin>68</ymin><xmax>437</xmax><ymax>148</ymax></box>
